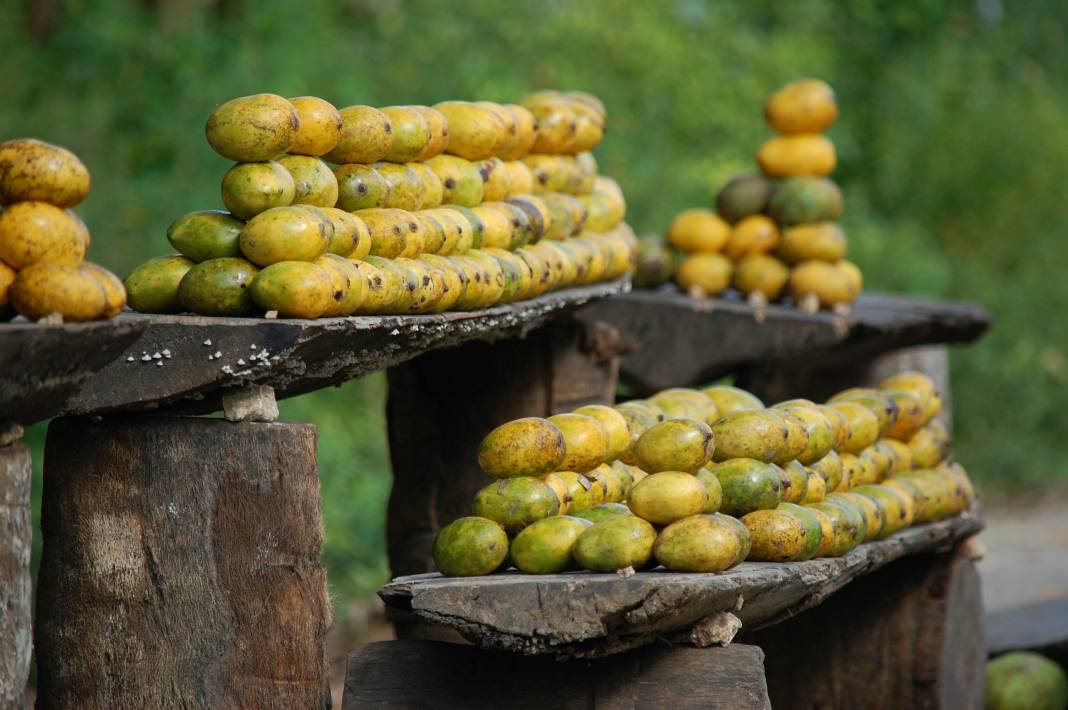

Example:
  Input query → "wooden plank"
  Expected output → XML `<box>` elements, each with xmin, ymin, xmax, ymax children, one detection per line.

<box><xmin>342</xmin><ymin>640</ymin><xmax>771</xmax><ymax>710</ymax></box>
<box><xmin>57</xmin><ymin>278</ymin><xmax>626</xmax><ymax>417</ymax></box>
<box><xmin>576</xmin><ymin>289</ymin><xmax>990</xmax><ymax>394</ymax></box>
<box><xmin>986</xmin><ymin>598</ymin><xmax>1068</xmax><ymax>669</ymax></box>
<box><xmin>378</xmin><ymin>505</ymin><xmax>983</xmax><ymax>659</ymax></box>
<box><xmin>0</xmin><ymin>444</ymin><xmax>31</xmax><ymax>708</ymax></box>
<box><xmin>0</xmin><ymin>319</ymin><xmax>145</xmax><ymax>424</ymax></box>
<box><xmin>747</xmin><ymin>540</ymin><xmax>985</xmax><ymax>710</ymax></box>
<box><xmin>386</xmin><ymin>317</ymin><xmax>620</xmax><ymax>580</ymax></box>
<box><xmin>34</xmin><ymin>416</ymin><xmax>332</xmax><ymax>710</ymax></box>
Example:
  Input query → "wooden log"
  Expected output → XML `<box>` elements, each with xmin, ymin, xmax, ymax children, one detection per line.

<box><xmin>386</xmin><ymin>316</ymin><xmax>621</xmax><ymax>579</ymax></box>
<box><xmin>342</xmin><ymin>639</ymin><xmax>771</xmax><ymax>709</ymax></box>
<box><xmin>0</xmin><ymin>443</ymin><xmax>31</xmax><ymax>708</ymax></box>
<box><xmin>34</xmin><ymin>416</ymin><xmax>332</xmax><ymax>710</ymax></box>
<box><xmin>745</xmin><ymin>539</ymin><xmax>985</xmax><ymax>710</ymax></box>
<box><xmin>379</xmin><ymin>506</ymin><xmax>983</xmax><ymax>659</ymax></box>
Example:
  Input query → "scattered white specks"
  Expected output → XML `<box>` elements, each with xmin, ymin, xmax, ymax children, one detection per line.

<box><xmin>167</xmin><ymin>502</ymin><xmax>179</xmax><ymax>517</ymax></box>
<box><xmin>237</xmin><ymin>358</ymin><xmax>246</xmax><ymax>365</ymax></box>
<box><xmin>141</xmin><ymin>354</ymin><xmax>152</xmax><ymax>362</ymax></box>
<box><xmin>390</xmin><ymin>328</ymin><xmax>400</xmax><ymax>336</ymax></box>
<box><xmin>221</xmin><ymin>365</ymin><xmax>233</xmax><ymax>374</ymax></box>
<box><xmin>162</xmin><ymin>349</ymin><xmax>172</xmax><ymax>359</ymax></box>
<box><xmin>208</xmin><ymin>355</ymin><xmax>215</xmax><ymax>361</ymax></box>
<box><xmin>250</xmin><ymin>344</ymin><xmax>258</xmax><ymax>350</ymax></box>
<box><xmin>126</xmin><ymin>355</ymin><xmax>135</xmax><ymax>362</ymax></box>
<box><xmin>213</xmin><ymin>351</ymin><xmax>222</xmax><ymax>358</ymax></box>
<box><xmin>203</xmin><ymin>339</ymin><xmax>212</xmax><ymax>346</ymax></box>
<box><xmin>152</xmin><ymin>352</ymin><xmax>162</xmax><ymax>360</ymax></box>
<box><xmin>155</xmin><ymin>360</ymin><xmax>164</xmax><ymax>367</ymax></box>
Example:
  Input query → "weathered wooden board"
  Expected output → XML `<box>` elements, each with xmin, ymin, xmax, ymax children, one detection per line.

<box><xmin>748</xmin><ymin>540</ymin><xmax>985</xmax><ymax>710</ymax></box>
<box><xmin>0</xmin><ymin>319</ymin><xmax>145</xmax><ymax>424</ymax></box>
<box><xmin>986</xmin><ymin>597</ymin><xmax>1068</xmax><ymax>669</ymax></box>
<box><xmin>576</xmin><ymin>289</ymin><xmax>990</xmax><ymax>394</ymax></box>
<box><xmin>55</xmin><ymin>278</ymin><xmax>626</xmax><ymax>417</ymax></box>
<box><xmin>342</xmin><ymin>640</ymin><xmax>771</xmax><ymax>710</ymax></box>
<box><xmin>0</xmin><ymin>444</ymin><xmax>31</xmax><ymax>708</ymax></box>
<box><xmin>379</xmin><ymin>506</ymin><xmax>983</xmax><ymax>659</ymax></box>
<box><xmin>35</xmin><ymin>416</ymin><xmax>332</xmax><ymax>710</ymax></box>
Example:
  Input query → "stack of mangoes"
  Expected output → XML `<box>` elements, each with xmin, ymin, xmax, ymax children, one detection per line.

<box><xmin>0</xmin><ymin>139</ymin><xmax>126</xmax><ymax>322</ymax></box>
<box><xmin>433</xmin><ymin>370</ymin><xmax>976</xmax><ymax>576</ymax></box>
<box><xmin>124</xmin><ymin>91</ymin><xmax>634</xmax><ymax>319</ymax></box>
<box><xmin>637</xmin><ymin>79</ymin><xmax>862</xmax><ymax>312</ymax></box>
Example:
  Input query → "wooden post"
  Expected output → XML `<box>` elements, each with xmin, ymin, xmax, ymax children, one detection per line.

<box><xmin>745</xmin><ymin>540</ymin><xmax>985</xmax><ymax>709</ymax></box>
<box><xmin>0</xmin><ymin>441</ymin><xmax>31</xmax><ymax>708</ymax></box>
<box><xmin>386</xmin><ymin>316</ymin><xmax>620</xmax><ymax>579</ymax></box>
<box><xmin>343</xmin><ymin>639</ymin><xmax>771</xmax><ymax>709</ymax></box>
<box><xmin>34</xmin><ymin>416</ymin><xmax>332</xmax><ymax>710</ymax></box>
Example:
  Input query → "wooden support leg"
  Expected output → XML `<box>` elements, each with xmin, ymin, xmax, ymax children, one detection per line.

<box><xmin>0</xmin><ymin>441</ymin><xmax>31</xmax><ymax>708</ymax></box>
<box><xmin>34</xmin><ymin>416</ymin><xmax>332</xmax><ymax>710</ymax></box>
<box><xmin>342</xmin><ymin>639</ymin><xmax>771</xmax><ymax>709</ymax></box>
<box><xmin>745</xmin><ymin>540</ymin><xmax>984</xmax><ymax>710</ymax></box>
<box><xmin>386</xmin><ymin>317</ymin><xmax>620</xmax><ymax>579</ymax></box>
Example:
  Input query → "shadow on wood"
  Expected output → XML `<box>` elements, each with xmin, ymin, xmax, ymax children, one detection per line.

<box><xmin>34</xmin><ymin>416</ymin><xmax>331</xmax><ymax>710</ymax></box>
<box><xmin>342</xmin><ymin>639</ymin><xmax>770</xmax><ymax>709</ymax></box>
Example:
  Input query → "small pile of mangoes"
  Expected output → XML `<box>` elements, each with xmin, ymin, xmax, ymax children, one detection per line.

<box><xmin>0</xmin><ymin>139</ymin><xmax>125</xmax><ymax>322</ymax></box>
<box><xmin>433</xmin><ymin>370</ymin><xmax>976</xmax><ymax>576</ymax></box>
<box><xmin>124</xmin><ymin>90</ymin><xmax>634</xmax><ymax>319</ymax></box>
<box><xmin>636</xmin><ymin>79</ymin><xmax>861</xmax><ymax>312</ymax></box>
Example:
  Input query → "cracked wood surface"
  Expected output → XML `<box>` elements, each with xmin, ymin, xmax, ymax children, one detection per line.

<box><xmin>576</xmin><ymin>289</ymin><xmax>990</xmax><ymax>394</ymax></box>
<box><xmin>379</xmin><ymin>505</ymin><xmax>983</xmax><ymax>659</ymax></box>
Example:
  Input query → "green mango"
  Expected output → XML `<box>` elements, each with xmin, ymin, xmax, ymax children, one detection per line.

<box><xmin>510</xmin><ymin>515</ymin><xmax>593</xmax><ymax>574</ymax></box>
<box><xmin>166</xmin><ymin>210</ymin><xmax>243</xmax><ymax>263</ymax></box>
<box><xmin>712</xmin><ymin>458</ymin><xmax>782</xmax><ymax>517</ymax></box>
<box><xmin>572</xmin><ymin>515</ymin><xmax>656</xmax><ymax>572</ymax></box>
<box><xmin>433</xmin><ymin>516</ymin><xmax>508</xmax><ymax>577</ymax></box>
<box><xmin>177</xmin><ymin>257</ymin><xmax>260</xmax><ymax>316</ymax></box>
<box><xmin>471</xmin><ymin>477</ymin><xmax>560</xmax><ymax>535</ymax></box>
<box><xmin>653</xmin><ymin>514</ymin><xmax>742</xmax><ymax>572</ymax></box>
<box><xmin>124</xmin><ymin>254</ymin><xmax>195</xmax><ymax>314</ymax></box>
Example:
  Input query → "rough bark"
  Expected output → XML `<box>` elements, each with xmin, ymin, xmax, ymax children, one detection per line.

<box><xmin>35</xmin><ymin>416</ymin><xmax>332</xmax><ymax>709</ymax></box>
<box><xmin>386</xmin><ymin>316</ymin><xmax>621</xmax><ymax>579</ymax></box>
<box><xmin>747</xmin><ymin>540</ymin><xmax>985</xmax><ymax>710</ymax></box>
<box><xmin>343</xmin><ymin>640</ymin><xmax>771</xmax><ymax>710</ymax></box>
<box><xmin>0</xmin><ymin>443</ymin><xmax>31</xmax><ymax>708</ymax></box>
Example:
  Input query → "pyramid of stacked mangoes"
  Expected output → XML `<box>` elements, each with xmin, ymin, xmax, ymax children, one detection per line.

<box><xmin>0</xmin><ymin>139</ymin><xmax>126</xmax><ymax>322</ymax></box>
<box><xmin>636</xmin><ymin>79</ymin><xmax>861</xmax><ymax>312</ymax></box>
<box><xmin>433</xmin><ymin>371</ymin><xmax>975</xmax><ymax>576</ymax></box>
<box><xmin>124</xmin><ymin>91</ymin><xmax>633</xmax><ymax>319</ymax></box>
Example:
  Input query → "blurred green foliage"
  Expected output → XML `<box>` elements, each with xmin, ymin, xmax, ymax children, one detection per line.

<box><xmin>5</xmin><ymin>0</ymin><xmax>1068</xmax><ymax>600</ymax></box>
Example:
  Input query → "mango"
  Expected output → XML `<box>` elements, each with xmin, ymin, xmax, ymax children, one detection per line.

<box><xmin>221</xmin><ymin>161</ymin><xmax>295</xmax><ymax>220</ymax></box>
<box><xmin>835</xmin><ymin>452</ymin><xmax>863</xmax><ymax>491</ymax></box>
<box><xmin>375</xmin><ymin>106</ymin><xmax>429</xmax><ymax>163</ymax></box>
<box><xmin>409</xmin><ymin>163</ymin><xmax>444</xmax><ymax>210</ymax></box>
<box><xmin>508</xmin><ymin>195</ymin><xmax>550</xmax><ymax>241</ymax></box>
<box><xmin>649</xmin><ymin>389</ymin><xmax>718</xmax><ymax>426</ymax></box>
<box><xmin>510</xmin><ymin>515</ymin><xmax>592</xmax><ymax>574</ymax></box>
<box><xmin>538</xmin><ymin>472</ymin><xmax>571</xmax><ymax>513</ymax></box>
<box><xmin>165</xmin><ymin>210</ymin><xmax>242</xmax><ymax>263</ymax></box>
<box><xmin>515</xmin><ymin>247</ymin><xmax>552</xmax><ymax>298</ymax></box>
<box><xmin>176</xmin><ymin>257</ymin><xmax>260</xmax><ymax>316</ymax></box>
<box><xmin>333</xmin><ymin>164</ymin><xmax>390</xmax><ymax>211</ymax></box>
<box><xmin>712</xmin><ymin>410</ymin><xmax>789</xmax><ymax>463</ymax></box>
<box><xmin>634</xmin><ymin>418</ymin><xmax>714</xmax><ymax>474</ymax></box>
<box><xmin>712</xmin><ymin>458</ymin><xmax>783</xmax><ymax>516</ymax></box>
<box><xmin>881</xmin><ymin>438</ymin><xmax>914</xmax><ymax>475</ymax></box>
<box><xmin>764</xmin><ymin>79</ymin><xmax>838</xmax><ymax>134</ymax></box>
<box><xmin>803</xmin><ymin>472</ymin><xmax>826</xmax><ymax>503</ymax></box>
<box><xmin>939</xmin><ymin>460</ymin><xmax>976</xmax><ymax>505</ymax></box>
<box><xmin>806</xmin><ymin>506</ymin><xmax>836</xmax><ymax>557</ymax></box>
<box><xmin>248</xmin><ymin>260</ymin><xmax>334</xmax><ymax>319</ymax></box>
<box><xmin>742</xmin><ymin>508</ymin><xmax>810</xmax><ymax>562</ymax></box>
<box><xmin>205</xmin><ymin>93</ymin><xmax>298</xmax><ymax>162</ymax></box>
<box><xmin>806</xmin><ymin>499</ymin><xmax>865</xmax><ymax>556</ymax></box>
<box><xmin>570</xmin><ymin>502</ymin><xmax>632</xmax><ymax>525</ymax></box>
<box><xmin>350</xmin><ymin>258</ymin><xmax>401</xmax><ymax>315</ymax></box>
<box><xmin>858</xmin><ymin>444</ymin><xmax>890</xmax><ymax>483</ymax></box>
<box><xmin>695</xmin><ymin>467</ymin><xmax>724</xmax><ymax>513</ymax></box>
<box><xmin>324</xmin><ymin>105</ymin><xmax>393</xmax><ymax>164</ymax></box>
<box><xmin>547</xmin><ymin>413</ymin><xmax>609</xmax><ymax>473</ymax></box>
<box><xmin>424</xmin><ymin>155</ymin><xmax>484</xmax><ymax>207</ymax></box>
<box><xmin>572</xmin><ymin>405</ymin><xmax>632</xmax><ymax>462</ymax></box>
<box><xmin>715</xmin><ymin>173</ymin><xmax>773</xmax><ymax>224</ymax></box>
<box><xmin>352</xmin><ymin>208</ymin><xmax>409</xmax><ymax>259</ymax></box>
<box><xmin>668</xmin><ymin>208</ymin><xmax>730</xmax><ymax>253</ymax></box>
<box><xmin>757</xmin><ymin>134</ymin><xmax>837</xmax><ymax>178</ymax></box>
<box><xmin>768</xmin><ymin>177</ymin><xmax>843</xmax><ymax>226</ymax></box>
<box><xmin>372</xmin><ymin>162</ymin><xmax>424</xmax><ymax>212</ymax></box>
<box><xmin>555</xmin><ymin>471</ymin><xmax>603</xmax><ymax>513</ymax></box>
<box><xmin>278</xmin><ymin>155</ymin><xmax>338</xmax><ymax>207</ymax></box>
<box><xmin>676</xmin><ymin>252</ymin><xmax>732</xmax><ymax>296</ymax></box>
<box><xmin>237</xmin><ymin>205</ymin><xmax>331</xmax><ymax>266</ymax></box>
<box><xmin>0</xmin><ymin>201</ymin><xmax>86</xmax><ymax>268</ymax></box>
<box><xmin>880</xmin><ymin>371</ymin><xmax>942</xmax><ymax>426</ymax></box>
<box><xmin>395</xmin><ymin>256</ymin><xmax>443</xmax><ymax>313</ymax></box>
<box><xmin>317</xmin><ymin>253</ymin><xmax>365</xmax><ymax>315</ymax></box>
<box><xmin>816</xmin><ymin>404</ymin><xmax>851</xmax><ymax>452</ymax></box>
<box><xmin>985</xmin><ymin>651</ymin><xmax>1068</xmax><ymax>710</ymax></box>
<box><xmin>723</xmin><ymin>215</ymin><xmax>779</xmax><ymax>260</ymax></box>
<box><xmin>882</xmin><ymin>388</ymin><xmax>926</xmax><ymax>441</ymax></box>
<box><xmin>472</xmin><ymin>477</ymin><xmax>560</xmax><ymax>535</ymax></box>
<box><xmin>810</xmin><ymin>450</ymin><xmax>843</xmax><ymax>492</ymax></box>
<box><xmin>79</xmin><ymin>262</ymin><xmax>125</xmax><ymax>318</ymax></box>
<box><xmin>776</xmin><ymin>404</ymin><xmax>835</xmax><ymax>464</ymax></box>
<box><xmin>829</xmin><ymin>401</ymin><xmax>881</xmax><ymax>454</ymax></box>
<box><xmin>777</xmin><ymin>461</ymin><xmax>810</xmax><ymax>504</ymax></box>
<box><xmin>501</xmin><ymin>104</ymin><xmax>539</xmax><ymax>161</ymax></box>
<box><xmin>789</xmin><ymin>260</ymin><xmax>859</xmax><ymax>308</ymax></box>
<box><xmin>777</xmin><ymin>502</ymin><xmax>824</xmax><ymax>560</ymax></box>
<box><xmin>418</xmin><ymin>253</ymin><xmax>464</xmax><ymax>311</ymax></box>
<box><xmin>628</xmin><ymin>471</ymin><xmax>708</xmax><ymax>525</ymax></box>
<box><xmin>525</xmin><ymin>99</ymin><xmax>578</xmax><ymax>154</ymax></box>
<box><xmin>829</xmin><ymin>388</ymin><xmax>900</xmax><ymax>438</ymax></box>
<box><xmin>584</xmin><ymin>463</ymin><xmax>627</xmax><ymax>503</ymax></box>
<box><xmin>287</xmin><ymin>96</ymin><xmax>342</xmax><ymax>157</ymax></box>
<box><xmin>654</xmin><ymin>514</ymin><xmax>742</xmax><ymax>573</ymax></box>
<box><xmin>852</xmin><ymin>484</ymin><xmax>914</xmax><ymax>539</ymax></box>
<box><xmin>572</xmin><ymin>515</ymin><xmax>657</xmax><ymax>572</ymax></box>
<box><xmin>433</xmin><ymin>516</ymin><xmax>508</xmax><ymax>577</ymax></box>
<box><xmin>433</xmin><ymin>101</ymin><xmax>503</xmax><ymax>161</ymax></box>
<box><xmin>444</xmin><ymin>204</ymin><xmax>484</xmax><ymax>249</ymax></box>
<box><xmin>124</xmin><ymin>255</ymin><xmax>194</xmax><ymax>314</ymax></box>
<box><xmin>10</xmin><ymin>263</ymin><xmax>104</xmax><ymax>321</ymax></box>
<box><xmin>701</xmin><ymin>385</ymin><xmax>764</xmax><ymax>416</ymax></box>
<box><xmin>830</xmin><ymin>492</ymin><xmax>884</xmax><ymax>542</ymax></box>
<box><xmin>503</xmin><ymin>160</ymin><xmax>537</xmax><ymax>195</ymax></box>
<box><xmin>0</xmin><ymin>138</ymin><xmax>91</xmax><ymax>207</ymax></box>
<box><xmin>733</xmin><ymin>255</ymin><xmax>790</xmax><ymax>300</ymax></box>
<box><xmin>776</xmin><ymin>222</ymin><xmax>847</xmax><ymax>264</ymax></box>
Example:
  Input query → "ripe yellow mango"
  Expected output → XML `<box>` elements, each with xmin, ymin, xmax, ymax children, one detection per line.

<box><xmin>547</xmin><ymin>413</ymin><xmax>609</xmax><ymax>473</ymax></box>
<box><xmin>829</xmin><ymin>401</ymin><xmax>881</xmax><ymax>454</ymax></box>
<box><xmin>0</xmin><ymin>138</ymin><xmax>91</xmax><ymax>207</ymax></box>
<box><xmin>668</xmin><ymin>208</ymin><xmax>730</xmax><ymax>253</ymax></box>
<box><xmin>572</xmin><ymin>515</ymin><xmax>656</xmax><ymax>572</ymax></box>
<box><xmin>11</xmin><ymin>263</ymin><xmax>106</xmax><ymax>321</ymax></box>
<box><xmin>287</xmin><ymin>96</ymin><xmax>342</xmax><ymax>157</ymax></box>
<box><xmin>764</xmin><ymin>79</ymin><xmax>838</xmax><ymax>134</ymax></box>
<box><xmin>701</xmin><ymin>385</ymin><xmax>764</xmax><ymax>416</ymax></box>
<box><xmin>653</xmin><ymin>514</ymin><xmax>742</xmax><ymax>572</ymax></box>
<box><xmin>0</xmin><ymin>201</ymin><xmax>86</xmax><ymax>268</ymax></box>
<box><xmin>634</xmin><ymin>418</ymin><xmax>714</xmax><ymax>474</ymax></box>
<box><xmin>628</xmin><ymin>471</ymin><xmax>708</xmax><ymax>525</ymax></box>
<box><xmin>324</xmin><ymin>105</ymin><xmax>393</xmax><ymax>164</ymax></box>
<box><xmin>757</xmin><ymin>134</ymin><xmax>837</xmax><ymax>178</ymax></box>
<box><xmin>380</xmin><ymin>106</ymin><xmax>431</xmax><ymax>163</ymax></box>
<box><xmin>205</xmin><ymin>93</ymin><xmax>298</xmax><ymax>162</ymax></box>
<box><xmin>239</xmin><ymin>205</ymin><xmax>331</xmax><ymax>266</ymax></box>
<box><xmin>742</xmin><ymin>509</ymin><xmax>810</xmax><ymax>561</ymax></box>
<box><xmin>776</xmin><ymin>222</ymin><xmax>847</xmax><ymax>265</ymax></box>
<box><xmin>221</xmin><ymin>161</ymin><xmax>295</xmax><ymax>220</ymax></box>
<box><xmin>676</xmin><ymin>252</ymin><xmax>733</xmax><ymax>296</ymax></box>
<box><xmin>249</xmin><ymin>260</ymin><xmax>335</xmax><ymax>319</ymax></box>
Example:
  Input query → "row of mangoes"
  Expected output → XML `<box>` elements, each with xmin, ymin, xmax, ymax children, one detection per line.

<box><xmin>206</xmin><ymin>90</ymin><xmax>605</xmax><ymax>166</ymax></box>
<box><xmin>0</xmin><ymin>139</ymin><xmax>126</xmax><ymax>322</ymax></box>
<box><xmin>433</xmin><ymin>371</ymin><xmax>975</xmax><ymax>576</ymax></box>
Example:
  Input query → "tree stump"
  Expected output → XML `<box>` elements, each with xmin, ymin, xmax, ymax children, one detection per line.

<box><xmin>386</xmin><ymin>317</ymin><xmax>620</xmax><ymax>579</ymax></box>
<box><xmin>0</xmin><ymin>442</ymin><xmax>31</xmax><ymax>708</ymax></box>
<box><xmin>34</xmin><ymin>416</ymin><xmax>332</xmax><ymax>710</ymax></box>
<box><xmin>745</xmin><ymin>540</ymin><xmax>984</xmax><ymax>709</ymax></box>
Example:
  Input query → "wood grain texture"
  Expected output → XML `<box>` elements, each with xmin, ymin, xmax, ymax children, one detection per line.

<box><xmin>576</xmin><ymin>289</ymin><xmax>990</xmax><ymax>395</ymax></box>
<box><xmin>386</xmin><ymin>317</ymin><xmax>620</xmax><ymax>579</ymax></box>
<box><xmin>56</xmin><ymin>278</ymin><xmax>627</xmax><ymax>417</ymax></box>
<box><xmin>0</xmin><ymin>444</ymin><xmax>31</xmax><ymax>708</ymax></box>
<box><xmin>342</xmin><ymin>640</ymin><xmax>770</xmax><ymax>710</ymax></box>
<box><xmin>379</xmin><ymin>506</ymin><xmax>983</xmax><ymax>659</ymax></box>
<box><xmin>747</xmin><ymin>540</ymin><xmax>985</xmax><ymax>710</ymax></box>
<box><xmin>34</xmin><ymin>416</ymin><xmax>332</xmax><ymax>710</ymax></box>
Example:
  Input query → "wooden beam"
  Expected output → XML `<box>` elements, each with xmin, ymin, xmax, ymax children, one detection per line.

<box><xmin>34</xmin><ymin>416</ymin><xmax>332</xmax><ymax>709</ymax></box>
